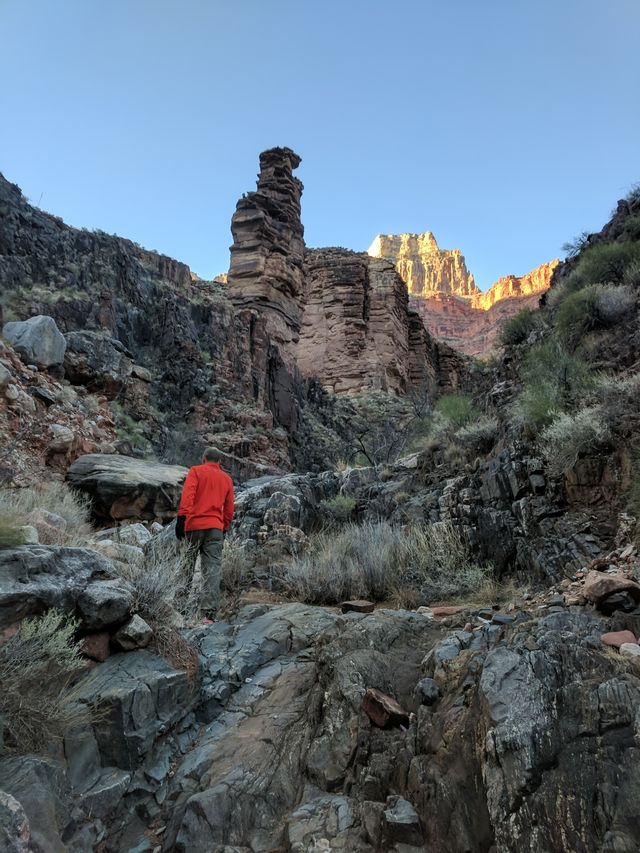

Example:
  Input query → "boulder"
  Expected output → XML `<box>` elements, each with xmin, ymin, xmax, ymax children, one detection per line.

<box><xmin>361</xmin><ymin>688</ymin><xmax>410</xmax><ymax>729</ymax></box>
<box><xmin>583</xmin><ymin>570</ymin><xmax>640</xmax><ymax>608</ymax></box>
<box><xmin>382</xmin><ymin>795</ymin><xmax>423</xmax><ymax>847</ymax></box>
<box><xmin>341</xmin><ymin>600</ymin><xmax>375</xmax><ymax>614</ymax></box>
<box><xmin>0</xmin><ymin>545</ymin><xmax>126</xmax><ymax>629</ymax></box>
<box><xmin>81</xmin><ymin>632</ymin><xmax>111</xmax><ymax>662</ymax></box>
<box><xmin>619</xmin><ymin>642</ymin><xmax>640</xmax><ymax>657</ymax></box>
<box><xmin>600</xmin><ymin>630</ymin><xmax>637</xmax><ymax>649</ymax></box>
<box><xmin>63</xmin><ymin>330</ymin><xmax>133</xmax><ymax>398</ymax></box>
<box><xmin>77</xmin><ymin>579</ymin><xmax>134</xmax><ymax>630</ymax></box>
<box><xmin>113</xmin><ymin>614</ymin><xmax>153</xmax><ymax>651</ymax></box>
<box><xmin>0</xmin><ymin>363</ymin><xmax>12</xmax><ymax>388</ymax></box>
<box><xmin>66</xmin><ymin>454</ymin><xmax>187</xmax><ymax>521</ymax></box>
<box><xmin>2</xmin><ymin>316</ymin><xmax>66</xmax><ymax>368</ymax></box>
<box><xmin>0</xmin><ymin>791</ymin><xmax>31</xmax><ymax>853</ymax></box>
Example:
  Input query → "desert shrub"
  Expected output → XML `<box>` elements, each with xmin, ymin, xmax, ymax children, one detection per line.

<box><xmin>455</xmin><ymin>415</ymin><xmax>499</xmax><ymax>453</ymax></box>
<box><xmin>118</xmin><ymin>538</ymin><xmax>195</xmax><ymax>624</ymax></box>
<box><xmin>554</xmin><ymin>285</ymin><xmax>599</xmax><ymax>345</ymax></box>
<box><xmin>109</xmin><ymin>401</ymin><xmax>149</xmax><ymax>455</ymax></box>
<box><xmin>562</xmin><ymin>231</ymin><xmax>591</xmax><ymax>259</ymax></box>
<box><xmin>500</xmin><ymin>308</ymin><xmax>539</xmax><ymax>346</ymax></box>
<box><xmin>623</xmin><ymin>260</ymin><xmax>640</xmax><ymax>289</ymax></box>
<box><xmin>574</xmin><ymin>241</ymin><xmax>640</xmax><ymax>288</ymax></box>
<box><xmin>0</xmin><ymin>482</ymin><xmax>92</xmax><ymax>546</ymax></box>
<box><xmin>221</xmin><ymin>536</ymin><xmax>255</xmax><ymax>592</ymax></box>
<box><xmin>0</xmin><ymin>520</ymin><xmax>25</xmax><ymax>548</ymax></box>
<box><xmin>598</xmin><ymin>372</ymin><xmax>640</xmax><ymax>422</ymax></box>
<box><xmin>319</xmin><ymin>494</ymin><xmax>357</xmax><ymax>523</ymax></box>
<box><xmin>594</xmin><ymin>284</ymin><xmax>636</xmax><ymax>324</ymax></box>
<box><xmin>540</xmin><ymin>407</ymin><xmax>610</xmax><ymax>477</ymax></box>
<box><xmin>514</xmin><ymin>340</ymin><xmax>594</xmax><ymax>429</ymax></box>
<box><xmin>0</xmin><ymin>610</ymin><xmax>89</xmax><ymax>754</ymax></box>
<box><xmin>285</xmin><ymin>520</ymin><xmax>490</xmax><ymax>606</ymax></box>
<box><xmin>435</xmin><ymin>393</ymin><xmax>477</xmax><ymax>427</ymax></box>
<box><xmin>627</xmin><ymin>450</ymin><xmax>640</xmax><ymax>518</ymax></box>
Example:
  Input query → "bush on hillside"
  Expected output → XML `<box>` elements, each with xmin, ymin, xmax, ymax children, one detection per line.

<box><xmin>555</xmin><ymin>283</ymin><xmax>636</xmax><ymax>346</ymax></box>
<box><xmin>598</xmin><ymin>372</ymin><xmax>640</xmax><ymax>422</ymax></box>
<box><xmin>0</xmin><ymin>482</ymin><xmax>92</xmax><ymax>547</ymax></box>
<box><xmin>513</xmin><ymin>340</ymin><xmax>595</xmax><ymax>429</ymax></box>
<box><xmin>285</xmin><ymin>520</ymin><xmax>490</xmax><ymax>606</ymax></box>
<box><xmin>319</xmin><ymin>494</ymin><xmax>357</xmax><ymax>523</ymax></box>
<box><xmin>455</xmin><ymin>415</ymin><xmax>499</xmax><ymax>454</ymax></box>
<box><xmin>540</xmin><ymin>407</ymin><xmax>610</xmax><ymax>477</ymax></box>
<box><xmin>435</xmin><ymin>393</ymin><xmax>477</xmax><ymax>427</ymax></box>
<box><xmin>572</xmin><ymin>241</ymin><xmax>640</xmax><ymax>288</ymax></box>
<box><xmin>0</xmin><ymin>610</ymin><xmax>89</xmax><ymax>754</ymax></box>
<box><xmin>500</xmin><ymin>307</ymin><xmax>540</xmax><ymax>346</ymax></box>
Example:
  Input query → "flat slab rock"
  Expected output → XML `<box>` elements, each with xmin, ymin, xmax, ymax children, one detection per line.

<box><xmin>361</xmin><ymin>688</ymin><xmax>410</xmax><ymax>729</ymax></box>
<box><xmin>601</xmin><ymin>630</ymin><xmax>637</xmax><ymax>648</ymax></box>
<box><xmin>67</xmin><ymin>453</ymin><xmax>187</xmax><ymax>521</ymax></box>
<box><xmin>341</xmin><ymin>600</ymin><xmax>375</xmax><ymax>614</ymax></box>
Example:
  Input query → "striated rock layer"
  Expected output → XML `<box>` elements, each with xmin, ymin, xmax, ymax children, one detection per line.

<box><xmin>369</xmin><ymin>232</ymin><xmax>558</xmax><ymax>357</ymax></box>
<box><xmin>227</xmin><ymin>152</ymin><xmax>467</xmax><ymax>399</ymax></box>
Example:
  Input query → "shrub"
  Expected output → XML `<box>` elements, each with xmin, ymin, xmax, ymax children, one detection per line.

<box><xmin>555</xmin><ymin>283</ymin><xmax>636</xmax><ymax>345</ymax></box>
<box><xmin>514</xmin><ymin>340</ymin><xmax>595</xmax><ymax>429</ymax></box>
<box><xmin>0</xmin><ymin>482</ymin><xmax>92</xmax><ymax>547</ymax></box>
<box><xmin>574</xmin><ymin>241</ymin><xmax>640</xmax><ymax>288</ymax></box>
<box><xmin>627</xmin><ymin>450</ymin><xmax>640</xmax><ymax>518</ymax></box>
<box><xmin>455</xmin><ymin>416</ymin><xmax>499</xmax><ymax>453</ymax></box>
<box><xmin>284</xmin><ymin>520</ymin><xmax>490</xmax><ymax>606</ymax></box>
<box><xmin>540</xmin><ymin>407</ymin><xmax>610</xmax><ymax>477</ymax></box>
<box><xmin>500</xmin><ymin>308</ymin><xmax>539</xmax><ymax>346</ymax></box>
<box><xmin>0</xmin><ymin>520</ymin><xmax>25</xmax><ymax>548</ymax></box>
<box><xmin>623</xmin><ymin>260</ymin><xmax>640</xmax><ymax>289</ymax></box>
<box><xmin>319</xmin><ymin>494</ymin><xmax>357</xmax><ymax>523</ymax></box>
<box><xmin>598</xmin><ymin>372</ymin><xmax>640</xmax><ymax>422</ymax></box>
<box><xmin>221</xmin><ymin>536</ymin><xmax>255</xmax><ymax>592</ymax></box>
<box><xmin>435</xmin><ymin>394</ymin><xmax>477</xmax><ymax>427</ymax></box>
<box><xmin>594</xmin><ymin>284</ymin><xmax>636</xmax><ymax>325</ymax></box>
<box><xmin>0</xmin><ymin>610</ymin><xmax>89</xmax><ymax>754</ymax></box>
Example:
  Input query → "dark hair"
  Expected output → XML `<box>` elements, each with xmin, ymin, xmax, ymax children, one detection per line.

<box><xmin>203</xmin><ymin>446</ymin><xmax>222</xmax><ymax>463</ymax></box>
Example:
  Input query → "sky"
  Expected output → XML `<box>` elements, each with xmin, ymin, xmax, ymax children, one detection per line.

<box><xmin>1</xmin><ymin>0</ymin><xmax>639</xmax><ymax>289</ymax></box>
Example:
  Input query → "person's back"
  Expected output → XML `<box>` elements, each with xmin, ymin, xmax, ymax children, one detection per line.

<box><xmin>176</xmin><ymin>447</ymin><xmax>235</xmax><ymax>623</ymax></box>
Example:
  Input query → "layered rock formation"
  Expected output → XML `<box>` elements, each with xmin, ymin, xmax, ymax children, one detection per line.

<box><xmin>368</xmin><ymin>233</ymin><xmax>478</xmax><ymax>298</ymax></box>
<box><xmin>228</xmin><ymin>146</ymin><xmax>305</xmax><ymax>365</ymax></box>
<box><xmin>368</xmin><ymin>233</ymin><xmax>558</xmax><ymax>357</ymax></box>
<box><xmin>226</xmin><ymin>152</ymin><xmax>467</xmax><ymax>399</ymax></box>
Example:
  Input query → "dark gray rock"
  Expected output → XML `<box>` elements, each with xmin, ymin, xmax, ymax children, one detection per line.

<box><xmin>3</xmin><ymin>315</ymin><xmax>66</xmax><ymax>368</ymax></box>
<box><xmin>63</xmin><ymin>330</ymin><xmax>133</xmax><ymax>399</ymax></box>
<box><xmin>0</xmin><ymin>757</ymin><xmax>71</xmax><ymax>853</ymax></box>
<box><xmin>76</xmin><ymin>578</ymin><xmax>134</xmax><ymax>630</ymax></box>
<box><xmin>0</xmin><ymin>545</ymin><xmax>121</xmax><ymax>628</ymax></box>
<box><xmin>415</xmin><ymin>677</ymin><xmax>440</xmax><ymax>706</ymax></box>
<box><xmin>76</xmin><ymin>649</ymin><xmax>196</xmax><ymax>770</ymax></box>
<box><xmin>0</xmin><ymin>791</ymin><xmax>31</xmax><ymax>853</ymax></box>
<box><xmin>113</xmin><ymin>614</ymin><xmax>153</xmax><ymax>650</ymax></box>
<box><xmin>382</xmin><ymin>795</ymin><xmax>423</xmax><ymax>846</ymax></box>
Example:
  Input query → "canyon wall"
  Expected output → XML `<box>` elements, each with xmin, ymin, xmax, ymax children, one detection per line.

<box><xmin>227</xmin><ymin>151</ymin><xmax>467</xmax><ymax>399</ymax></box>
<box><xmin>369</xmin><ymin>232</ymin><xmax>558</xmax><ymax>357</ymax></box>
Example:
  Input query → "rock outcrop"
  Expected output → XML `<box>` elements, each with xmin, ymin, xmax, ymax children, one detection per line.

<box><xmin>66</xmin><ymin>453</ymin><xmax>187</xmax><ymax>521</ymax></box>
<box><xmin>368</xmin><ymin>233</ymin><xmax>558</xmax><ymax>357</ymax></box>
<box><xmin>368</xmin><ymin>233</ymin><xmax>478</xmax><ymax>298</ymax></box>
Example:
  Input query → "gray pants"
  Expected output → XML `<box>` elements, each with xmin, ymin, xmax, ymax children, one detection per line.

<box><xmin>184</xmin><ymin>528</ymin><xmax>224</xmax><ymax>616</ymax></box>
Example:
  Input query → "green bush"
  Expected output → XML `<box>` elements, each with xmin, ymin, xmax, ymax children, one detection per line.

<box><xmin>0</xmin><ymin>611</ymin><xmax>89</xmax><ymax>754</ymax></box>
<box><xmin>319</xmin><ymin>494</ymin><xmax>357</xmax><ymax>523</ymax></box>
<box><xmin>574</xmin><ymin>241</ymin><xmax>640</xmax><ymax>288</ymax></box>
<box><xmin>514</xmin><ymin>340</ymin><xmax>595</xmax><ymax>429</ymax></box>
<box><xmin>540</xmin><ymin>407</ymin><xmax>610</xmax><ymax>477</ymax></box>
<box><xmin>285</xmin><ymin>520</ymin><xmax>490</xmax><ymax>606</ymax></box>
<box><xmin>554</xmin><ymin>285</ymin><xmax>599</xmax><ymax>345</ymax></box>
<box><xmin>455</xmin><ymin>416</ymin><xmax>499</xmax><ymax>453</ymax></box>
<box><xmin>435</xmin><ymin>394</ymin><xmax>477</xmax><ymax>427</ymax></box>
<box><xmin>500</xmin><ymin>308</ymin><xmax>539</xmax><ymax>346</ymax></box>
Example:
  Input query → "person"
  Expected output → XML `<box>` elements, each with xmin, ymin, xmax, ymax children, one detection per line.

<box><xmin>175</xmin><ymin>447</ymin><xmax>234</xmax><ymax>624</ymax></box>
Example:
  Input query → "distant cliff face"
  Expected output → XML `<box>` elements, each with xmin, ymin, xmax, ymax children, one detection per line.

<box><xmin>368</xmin><ymin>233</ymin><xmax>478</xmax><ymax>298</ymax></box>
<box><xmin>368</xmin><ymin>232</ymin><xmax>558</xmax><ymax>357</ymax></box>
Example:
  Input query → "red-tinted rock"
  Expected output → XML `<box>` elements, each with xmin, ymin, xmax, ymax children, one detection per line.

<box><xmin>341</xmin><ymin>600</ymin><xmax>375</xmax><ymax>614</ymax></box>
<box><xmin>431</xmin><ymin>605</ymin><xmax>466</xmax><ymax>617</ymax></box>
<box><xmin>601</xmin><ymin>630</ymin><xmax>637</xmax><ymax>649</ymax></box>
<box><xmin>81</xmin><ymin>632</ymin><xmax>111</xmax><ymax>662</ymax></box>
<box><xmin>362</xmin><ymin>688</ymin><xmax>410</xmax><ymax>729</ymax></box>
<box><xmin>583</xmin><ymin>571</ymin><xmax>640</xmax><ymax>606</ymax></box>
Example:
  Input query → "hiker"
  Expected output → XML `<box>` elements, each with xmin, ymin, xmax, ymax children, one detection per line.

<box><xmin>175</xmin><ymin>447</ymin><xmax>234</xmax><ymax>624</ymax></box>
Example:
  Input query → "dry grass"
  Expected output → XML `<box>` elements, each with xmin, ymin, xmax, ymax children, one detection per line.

<box><xmin>285</xmin><ymin>520</ymin><xmax>491</xmax><ymax>607</ymax></box>
<box><xmin>540</xmin><ymin>407</ymin><xmax>610</xmax><ymax>477</ymax></box>
<box><xmin>0</xmin><ymin>482</ymin><xmax>93</xmax><ymax>547</ymax></box>
<box><xmin>0</xmin><ymin>610</ymin><xmax>90</xmax><ymax>754</ymax></box>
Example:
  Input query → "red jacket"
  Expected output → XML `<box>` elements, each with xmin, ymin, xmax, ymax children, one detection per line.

<box><xmin>177</xmin><ymin>462</ymin><xmax>234</xmax><ymax>532</ymax></box>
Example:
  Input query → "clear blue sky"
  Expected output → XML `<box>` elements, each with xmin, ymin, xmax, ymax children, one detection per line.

<box><xmin>1</xmin><ymin>0</ymin><xmax>639</xmax><ymax>289</ymax></box>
